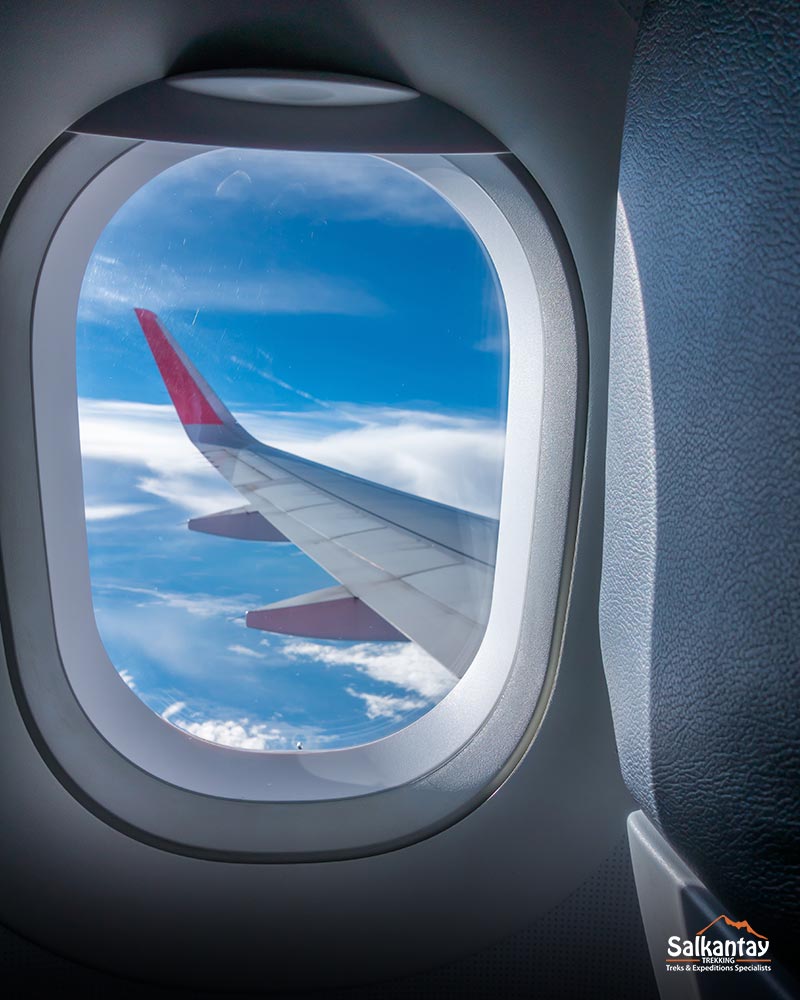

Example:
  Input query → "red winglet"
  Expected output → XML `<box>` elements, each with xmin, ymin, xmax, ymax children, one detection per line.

<box><xmin>135</xmin><ymin>308</ymin><xmax>223</xmax><ymax>426</ymax></box>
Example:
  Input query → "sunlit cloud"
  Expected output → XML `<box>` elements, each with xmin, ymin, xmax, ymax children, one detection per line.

<box><xmin>172</xmin><ymin>717</ymin><xmax>290</xmax><ymax>750</ymax></box>
<box><xmin>125</xmin><ymin>149</ymin><xmax>462</xmax><ymax>228</ymax></box>
<box><xmin>281</xmin><ymin>640</ymin><xmax>456</xmax><ymax>700</ymax></box>
<box><xmin>106</xmin><ymin>585</ymin><xmax>250</xmax><ymax>619</ymax></box>
<box><xmin>227</xmin><ymin>643</ymin><xmax>266</xmax><ymax>660</ymax></box>
<box><xmin>118</xmin><ymin>668</ymin><xmax>136</xmax><ymax>690</ymax></box>
<box><xmin>345</xmin><ymin>686</ymin><xmax>428</xmax><ymax>721</ymax></box>
<box><xmin>158</xmin><ymin>700</ymin><xmax>308</xmax><ymax>750</ymax></box>
<box><xmin>85</xmin><ymin>502</ymin><xmax>155</xmax><ymax>521</ymax></box>
<box><xmin>78</xmin><ymin>150</ymin><xmax>465</xmax><ymax>329</ymax></box>
<box><xmin>94</xmin><ymin>601</ymin><xmax>267</xmax><ymax>684</ymax></box>
<box><xmin>79</xmin><ymin>398</ymin><xmax>504</xmax><ymax>518</ymax></box>
<box><xmin>263</xmin><ymin>416</ymin><xmax>504</xmax><ymax>517</ymax></box>
<box><xmin>474</xmin><ymin>331</ymin><xmax>507</xmax><ymax>353</ymax></box>
<box><xmin>78</xmin><ymin>398</ymin><xmax>241</xmax><ymax>517</ymax></box>
<box><xmin>134</xmin><ymin>472</ymin><xmax>240</xmax><ymax>517</ymax></box>
<box><xmin>161</xmin><ymin>701</ymin><xmax>186</xmax><ymax>721</ymax></box>
<box><xmin>79</xmin><ymin>255</ymin><xmax>384</xmax><ymax>324</ymax></box>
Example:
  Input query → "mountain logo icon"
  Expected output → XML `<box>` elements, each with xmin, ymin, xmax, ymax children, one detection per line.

<box><xmin>696</xmin><ymin>915</ymin><xmax>767</xmax><ymax>940</ymax></box>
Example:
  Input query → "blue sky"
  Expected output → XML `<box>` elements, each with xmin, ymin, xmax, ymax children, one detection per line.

<box><xmin>77</xmin><ymin>148</ymin><xmax>507</xmax><ymax>751</ymax></box>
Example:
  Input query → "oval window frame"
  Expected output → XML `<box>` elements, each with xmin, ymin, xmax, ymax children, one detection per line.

<box><xmin>0</xmin><ymin>80</ymin><xmax>585</xmax><ymax>860</ymax></box>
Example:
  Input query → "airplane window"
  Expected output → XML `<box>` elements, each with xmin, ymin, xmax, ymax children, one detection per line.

<box><xmin>76</xmin><ymin>148</ymin><xmax>508</xmax><ymax>752</ymax></box>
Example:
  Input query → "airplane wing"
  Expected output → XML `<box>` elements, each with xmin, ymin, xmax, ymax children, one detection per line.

<box><xmin>135</xmin><ymin>309</ymin><xmax>498</xmax><ymax>677</ymax></box>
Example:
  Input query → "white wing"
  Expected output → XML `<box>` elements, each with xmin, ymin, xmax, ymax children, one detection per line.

<box><xmin>136</xmin><ymin>309</ymin><xmax>497</xmax><ymax>676</ymax></box>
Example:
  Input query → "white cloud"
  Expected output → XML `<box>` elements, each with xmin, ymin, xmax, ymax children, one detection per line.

<box><xmin>128</xmin><ymin>149</ymin><xmax>462</xmax><ymax>228</ymax></box>
<box><xmin>85</xmin><ymin>502</ymin><xmax>155</xmax><ymax>521</ymax></box>
<box><xmin>134</xmin><ymin>471</ymin><xmax>240</xmax><ymax>515</ymax></box>
<box><xmin>78</xmin><ymin>398</ymin><xmax>241</xmax><ymax>517</ymax></box>
<box><xmin>261</xmin><ymin>414</ymin><xmax>504</xmax><ymax>517</ymax></box>
<box><xmin>107</xmin><ymin>585</ymin><xmax>248</xmax><ymax>619</ymax></box>
<box><xmin>161</xmin><ymin>700</ymin><xmax>186</xmax><ymax>721</ymax></box>
<box><xmin>345</xmin><ymin>686</ymin><xmax>427</xmax><ymax>721</ymax></box>
<box><xmin>282</xmin><ymin>640</ymin><xmax>456</xmax><ymax>700</ymax></box>
<box><xmin>78</xmin><ymin>397</ymin><xmax>504</xmax><ymax>520</ymax></box>
<box><xmin>158</xmin><ymin>700</ymin><xmax>295</xmax><ymax>750</ymax></box>
<box><xmin>172</xmin><ymin>717</ymin><xmax>290</xmax><ymax>750</ymax></box>
<box><xmin>118</xmin><ymin>668</ymin><xmax>136</xmax><ymax>690</ymax></box>
<box><xmin>95</xmin><ymin>599</ymin><xmax>266</xmax><ymax>684</ymax></box>
<box><xmin>78</xmin><ymin>150</ymin><xmax>466</xmax><ymax>328</ymax></box>
<box><xmin>474</xmin><ymin>331</ymin><xmax>507</xmax><ymax>353</ymax></box>
<box><xmin>79</xmin><ymin>255</ymin><xmax>383</xmax><ymax>323</ymax></box>
<box><xmin>227</xmin><ymin>643</ymin><xmax>266</xmax><ymax>660</ymax></box>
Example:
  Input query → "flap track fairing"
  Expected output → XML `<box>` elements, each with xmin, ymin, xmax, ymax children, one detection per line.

<box><xmin>246</xmin><ymin>585</ymin><xmax>409</xmax><ymax>642</ymax></box>
<box><xmin>188</xmin><ymin>506</ymin><xmax>289</xmax><ymax>542</ymax></box>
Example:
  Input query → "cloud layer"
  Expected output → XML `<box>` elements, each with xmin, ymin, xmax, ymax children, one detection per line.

<box><xmin>106</xmin><ymin>585</ymin><xmax>251</xmax><ymax>620</ymax></box>
<box><xmin>345</xmin><ymin>687</ymin><xmax>428</xmax><ymax>722</ymax></box>
<box><xmin>79</xmin><ymin>149</ymin><xmax>469</xmax><ymax>327</ymax></box>
<box><xmin>132</xmin><ymin>149</ymin><xmax>463</xmax><ymax>229</ymax></box>
<box><xmin>79</xmin><ymin>398</ymin><xmax>504</xmax><ymax>519</ymax></box>
<box><xmin>79</xmin><ymin>254</ymin><xmax>384</xmax><ymax>323</ymax></box>
<box><xmin>159</xmin><ymin>700</ymin><xmax>294</xmax><ymax>750</ymax></box>
<box><xmin>85</xmin><ymin>502</ymin><xmax>155</xmax><ymax>521</ymax></box>
<box><xmin>282</xmin><ymin>640</ymin><xmax>456</xmax><ymax>701</ymax></box>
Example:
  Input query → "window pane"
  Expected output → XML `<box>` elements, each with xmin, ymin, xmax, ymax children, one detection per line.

<box><xmin>77</xmin><ymin>149</ymin><xmax>507</xmax><ymax>751</ymax></box>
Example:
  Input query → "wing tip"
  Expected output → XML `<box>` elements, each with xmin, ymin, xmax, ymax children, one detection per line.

<box><xmin>134</xmin><ymin>306</ymin><xmax>225</xmax><ymax>427</ymax></box>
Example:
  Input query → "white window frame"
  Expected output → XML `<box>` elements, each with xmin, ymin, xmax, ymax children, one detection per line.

<box><xmin>0</xmin><ymin>87</ymin><xmax>584</xmax><ymax>859</ymax></box>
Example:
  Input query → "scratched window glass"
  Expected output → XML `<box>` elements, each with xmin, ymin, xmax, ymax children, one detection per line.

<box><xmin>77</xmin><ymin>149</ymin><xmax>508</xmax><ymax>751</ymax></box>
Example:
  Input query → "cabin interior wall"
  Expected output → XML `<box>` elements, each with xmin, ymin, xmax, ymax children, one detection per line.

<box><xmin>0</xmin><ymin>1</ymin><xmax>649</xmax><ymax>995</ymax></box>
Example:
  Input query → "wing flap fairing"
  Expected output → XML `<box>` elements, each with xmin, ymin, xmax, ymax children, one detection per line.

<box><xmin>246</xmin><ymin>585</ymin><xmax>409</xmax><ymax>641</ymax></box>
<box><xmin>188</xmin><ymin>506</ymin><xmax>289</xmax><ymax>542</ymax></box>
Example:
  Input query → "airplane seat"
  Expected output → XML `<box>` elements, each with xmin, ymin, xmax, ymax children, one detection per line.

<box><xmin>601</xmin><ymin>0</ymin><xmax>800</xmax><ymax>983</ymax></box>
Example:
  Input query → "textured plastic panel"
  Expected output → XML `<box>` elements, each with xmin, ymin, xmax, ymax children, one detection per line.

<box><xmin>0</xmin><ymin>838</ymin><xmax>657</xmax><ymax>999</ymax></box>
<box><xmin>602</xmin><ymin>0</ymin><xmax>800</xmax><ymax>956</ymax></box>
